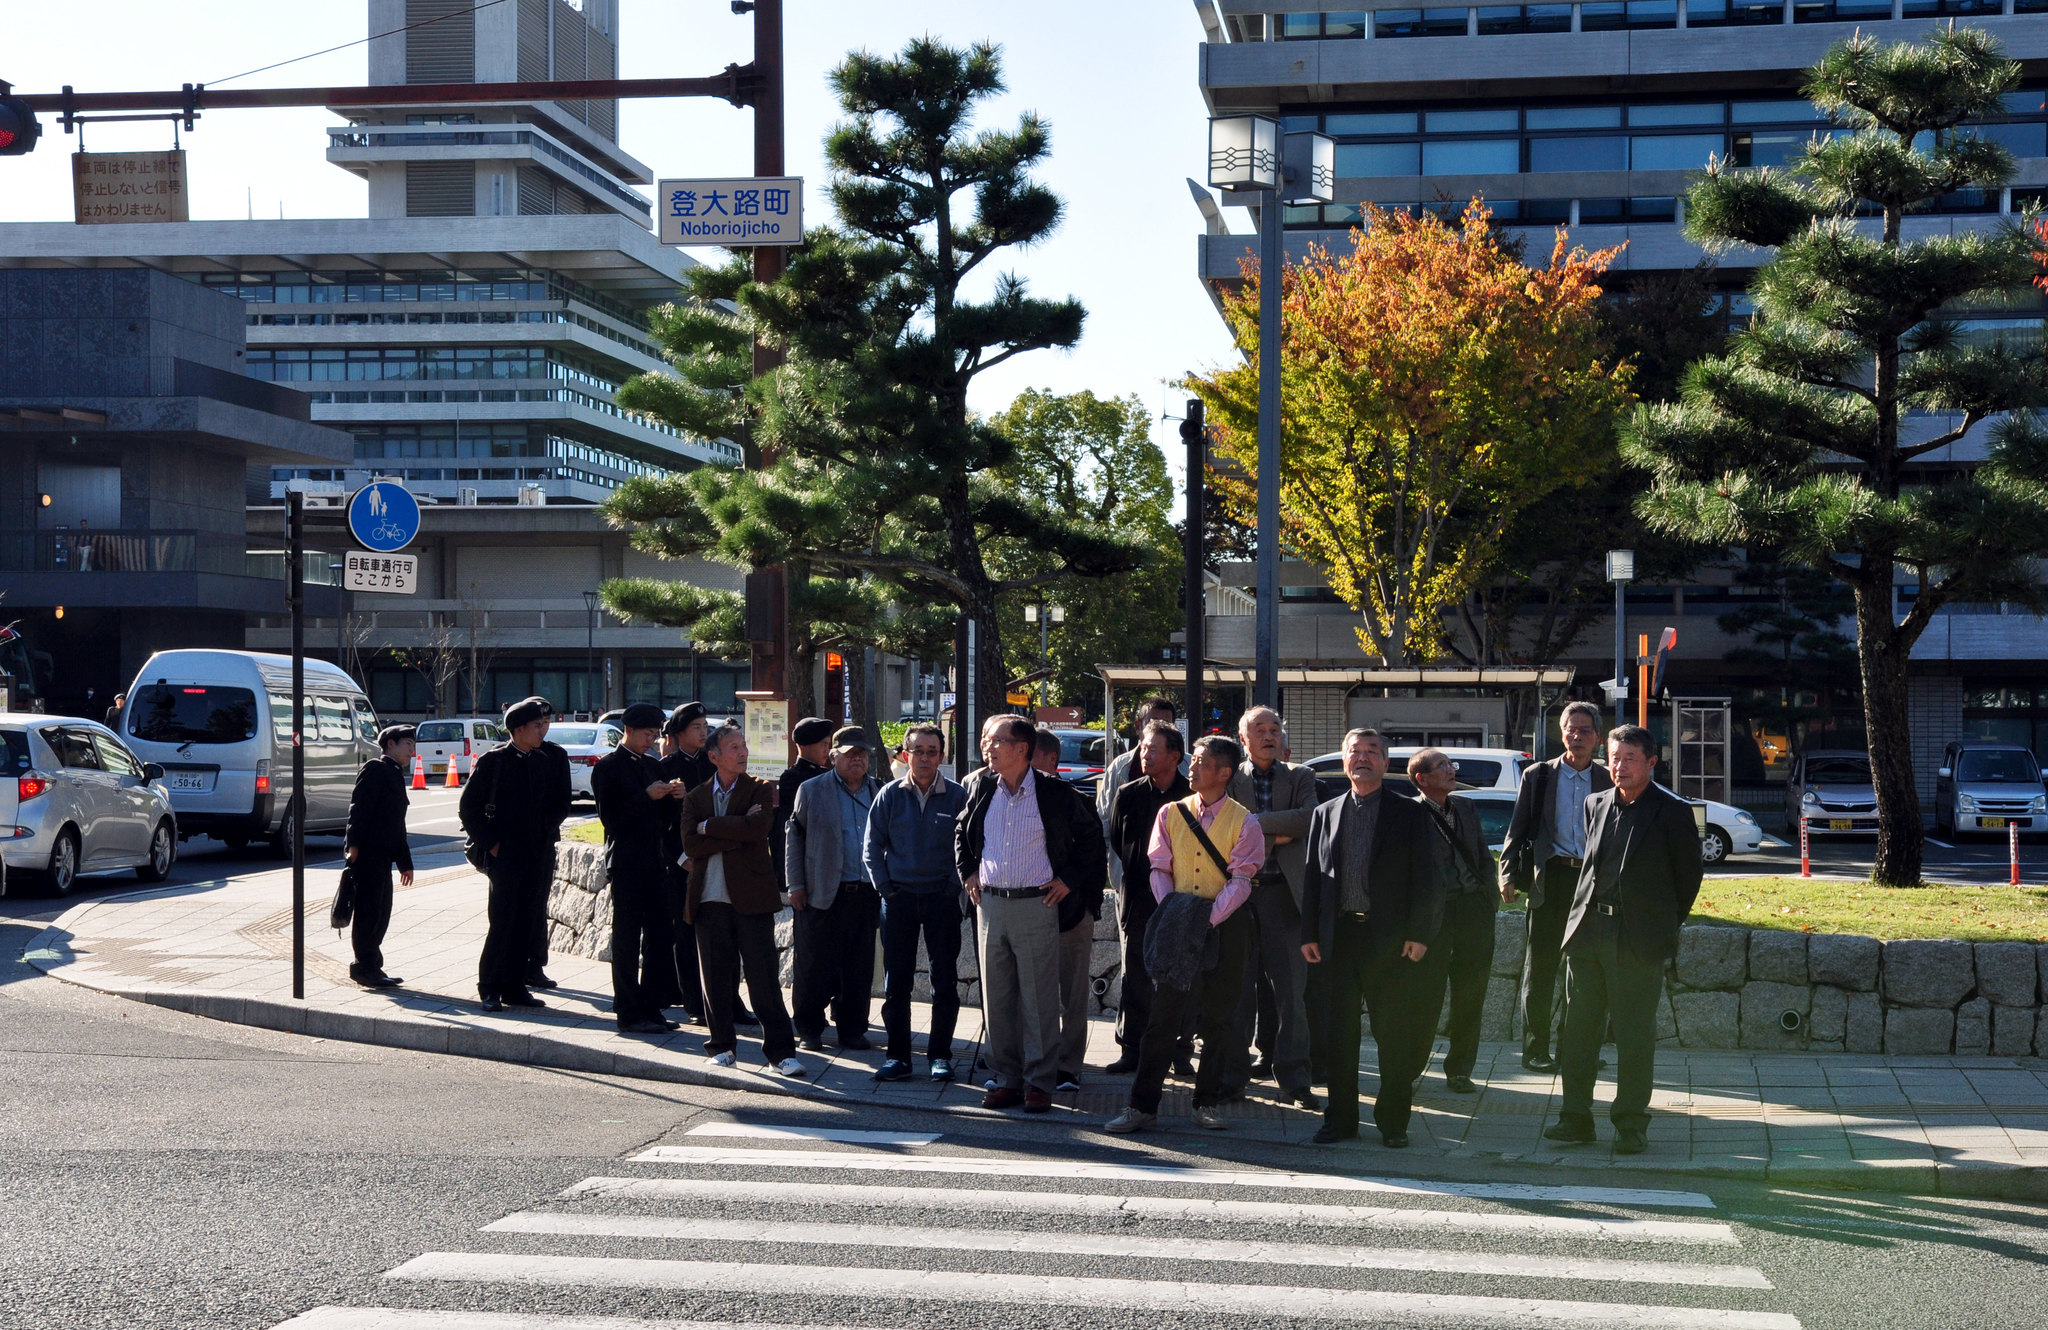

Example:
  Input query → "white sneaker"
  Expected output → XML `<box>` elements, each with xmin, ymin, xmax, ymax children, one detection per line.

<box><xmin>706</xmin><ymin>1050</ymin><xmax>736</xmax><ymax>1068</ymax></box>
<box><xmin>1104</xmin><ymin>1107</ymin><xmax>1156</xmax><ymax>1134</ymax></box>
<box><xmin>984</xmin><ymin>1077</ymin><xmax>999</xmax><ymax>1090</ymax></box>
<box><xmin>776</xmin><ymin>1057</ymin><xmax>808</xmax><ymax>1078</ymax></box>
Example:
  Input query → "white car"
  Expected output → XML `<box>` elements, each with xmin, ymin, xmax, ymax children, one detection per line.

<box><xmin>1306</xmin><ymin>746</ymin><xmax>1532</xmax><ymax>792</ymax></box>
<box><xmin>1672</xmin><ymin>785</ymin><xmax>1764</xmax><ymax>864</ymax></box>
<box><xmin>550</xmin><ymin>723</ymin><xmax>623</xmax><ymax>801</ymax></box>
<box><xmin>1</xmin><ymin>714</ymin><xmax>179</xmax><ymax>893</ymax></box>
<box><xmin>414</xmin><ymin>716</ymin><xmax>508</xmax><ymax>780</ymax></box>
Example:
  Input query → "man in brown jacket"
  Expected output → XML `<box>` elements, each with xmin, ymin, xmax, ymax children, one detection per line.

<box><xmin>682</xmin><ymin>723</ymin><xmax>805</xmax><ymax>1076</ymax></box>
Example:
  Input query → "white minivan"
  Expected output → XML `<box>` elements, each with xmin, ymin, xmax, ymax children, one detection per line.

<box><xmin>120</xmin><ymin>650</ymin><xmax>380</xmax><ymax>855</ymax></box>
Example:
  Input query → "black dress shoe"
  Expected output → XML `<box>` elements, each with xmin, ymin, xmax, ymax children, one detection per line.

<box><xmin>1311</xmin><ymin>1124</ymin><xmax>1358</xmax><ymax>1145</ymax></box>
<box><xmin>1286</xmin><ymin>1087</ymin><xmax>1325</xmax><ymax>1112</ymax></box>
<box><xmin>1523</xmin><ymin>1053</ymin><xmax>1560</xmax><ymax>1073</ymax></box>
<box><xmin>1103</xmin><ymin>1055</ymin><xmax>1140</xmax><ymax>1075</ymax></box>
<box><xmin>1614</xmin><ymin>1130</ymin><xmax>1648</xmax><ymax>1155</ymax></box>
<box><xmin>1544</xmin><ymin>1119</ymin><xmax>1598</xmax><ymax>1144</ymax></box>
<box><xmin>1445</xmin><ymin>1074</ymin><xmax>1478</xmax><ymax>1095</ymax></box>
<box><xmin>525</xmin><ymin>974</ymin><xmax>560</xmax><ymax>990</ymax></box>
<box><xmin>798</xmin><ymin>1035</ymin><xmax>827</xmax><ymax>1052</ymax></box>
<box><xmin>502</xmin><ymin>989</ymin><xmax>546</xmax><ymax>1008</ymax></box>
<box><xmin>837</xmin><ymin>1033</ymin><xmax>873</xmax><ymax>1051</ymax></box>
<box><xmin>660</xmin><ymin>1018</ymin><xmax>681</xmax><ymax>1031</ymax></box>
<box><xmin>479</xmin><ymin>994</ymin><xmax>504</xmax><ymax>1013</ymax></box>
<box><xmin>1248</xmin><ymin>1058</ymin><xmax>1275</xmax><ymax>1082</ymax></box>
<box><xmin>619</xmin><ymin>1018</ymin><xmax>670</xmax><ymax>1034</ymax></box>
<box><xmin>1381</xmin><ymin>1131</ymin><xmax>1410</xmax><ymax>1149</ymax></box>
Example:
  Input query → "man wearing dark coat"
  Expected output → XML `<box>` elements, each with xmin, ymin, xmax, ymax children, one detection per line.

<box><xmin>594</xmin><ymin>703</ymin><xmax>686</xmax><ymax>1033</ymax></box>
<box><xmin>461</xmin><ymin>695</ymin><xmax>573</xmax><ymax>1011</ymax></box>
<box><xmin>343</xmin><ymin>724</ymin><xmax>417</xmax><ymax>988</ymax></box>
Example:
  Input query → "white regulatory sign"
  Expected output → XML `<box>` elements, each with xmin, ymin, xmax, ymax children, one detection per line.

<box><xmin>344</xmin><ymin>550</ymin><xmax>418</xmax><ymax>595</ymax></box>
<box><xmin>657</xmin><ymin>176</ymin><xmax>803</xmax><ymax>247</ymax></box>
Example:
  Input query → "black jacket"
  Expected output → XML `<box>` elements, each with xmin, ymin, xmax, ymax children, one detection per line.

<box><xmin>593</xmin><ymin>744</ymin><xmax>672</xmax><ymax>894</ymax></box>
<box><xmin>657</xmin><ymin>747</ymin><xmax>714</xmax><ymax>871</ymax></box>
<box><xmin>1106</xmin><ymin>772</ymin><xmax>1192</xmax><ymax>929</ymax></box>
<box><xmin>344</xmin><ymin>755</ymin><xmax>413</xmax><ymax>873</ymax></box>
<box><xmin>1500</xmin><ymin>755</ymin><xmax>1613</xmax><ymax>905</ymax></box>
<box><xmin>1564</xmin><ymin>783</ymin><xmax>1704</xmax><ymax>964</ymax></box>
<box><xmin>772</xmin><ymin>757</ymin><xmax>830</xmax><ymax>889</ymax></box>
<box><xmin>955</xmin><ymin>767</ymin><xmax>1108</xmax><ymax>929</ymax></box>
<box><xmin>1300</xmin><ymin>786</ymin><xmax>1443</xmax><ymax>958</ymax></box>
<box><xmin>459</xmin><ymin>740</ymin><xmax>572</xmax><ymax>855</ymax></box>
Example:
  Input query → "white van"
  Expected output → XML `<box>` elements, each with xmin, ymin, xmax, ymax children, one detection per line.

<box><xmin>119</xmin><ymin>650</ymin><xmax>380</xmax><ymax>855</ymax></box>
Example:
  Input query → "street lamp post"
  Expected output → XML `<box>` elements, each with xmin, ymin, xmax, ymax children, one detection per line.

<box><xmin>1207</xmin><ymin>115</ymin><xmax>1332</xmax><ymax>711</ymax></box>
<box><xmin>1023</xmin><ymin>602</ymin><xmax>1064</xmax><ymax>707</ymax></box>
<box><xmin>583</xmin><ymin>589</ymin><xmax>599</xmax><ymax>718</ymax></box>
<box><xmin>1606</xmin><ymin>549</ymin><xmax>1634</xmax><ymax>720</ymax></box>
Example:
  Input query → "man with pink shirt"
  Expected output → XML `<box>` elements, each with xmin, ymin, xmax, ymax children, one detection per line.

<box><xmin>1104</xmin><ymin>734</ymin><xmax>1266</xmax><ymax>1134</ymax></box>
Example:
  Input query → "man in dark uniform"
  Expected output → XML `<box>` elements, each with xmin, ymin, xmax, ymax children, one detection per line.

<box><xmin>594</xmin><ymin>703</ymin><xmax>685</xmax><ymax>1034</ymax></box>
<box><xmin>462</xmin><ymin>695</ymin><xmax>573</xmax><ymax>1012</ymax></box>
<box><xmin>343</xmin><ymin>724</ymin><xmax>417</xmax><ymax>989</ymax></box>
<box><xmin>774</xmin><ymin>716</ymin><xmax>835</xmax><ymax>890</ymax></box>
<box><xmin>1545</xmin><ymin>724</ymin><xmax>1703</xmax><ymax>1156</ymax></box>
<box><xmin>1103</xmin><ymin>720</ymin><xmax>1190</xmax><ymax>1074</ymax></box>
<box><xmin>651</xmin><ymin>702</ymin><xmax>715</xmax><ymax>1021</ymax></box>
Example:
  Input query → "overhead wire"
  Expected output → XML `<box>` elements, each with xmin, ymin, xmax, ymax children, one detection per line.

<box><xmin>206</xmin><ymin>0</ymin><xmax>514</xmax><ymax>87</ymax></box>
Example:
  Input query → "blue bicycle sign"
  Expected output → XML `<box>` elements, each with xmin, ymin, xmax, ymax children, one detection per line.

<box><xmin>348</xmin><ymin>482</ymin><xmax>421</xmax><ymax>554</ymax></box>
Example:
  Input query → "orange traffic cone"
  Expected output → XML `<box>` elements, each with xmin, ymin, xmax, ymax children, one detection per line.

<box><xmin>445</xmin><ymin>755</ymin><xmax>462</xmax><ymax>788</ymax></box>
<box><xmin>412</xmin><ymin>754</ymin><xmax>427</xmax><ymax>790</ymax></box>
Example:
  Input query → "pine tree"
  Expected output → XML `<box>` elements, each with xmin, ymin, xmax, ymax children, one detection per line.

<box><xmin>1624</xmin><ymin>27</ymin><xmax>2048</xmax><ymax>885</ymax></box>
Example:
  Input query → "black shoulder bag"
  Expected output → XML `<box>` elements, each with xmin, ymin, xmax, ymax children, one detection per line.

<box><xmin>462</xmin><ymin>752</ymin><xmax>503</xmax><ymax>874</ymax></box>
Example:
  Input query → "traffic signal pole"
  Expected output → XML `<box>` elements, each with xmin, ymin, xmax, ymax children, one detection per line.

<box><xmin>1181</xmin><ymin>400</ymin><xmax>1206</xmax><ymax>735</ymax></box>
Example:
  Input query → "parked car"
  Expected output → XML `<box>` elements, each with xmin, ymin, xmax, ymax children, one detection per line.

<box><xmin>1305</xmin><ymin>746</ymin><xmax>1532</xmax><ymax>792</ymax></box>
<box><xmin>1</xmin><ymin>713</ymin><xmax>178</xmax><ymax>894</ymax></box>
<box><xmin>1934</xmin><ymin>742</ymin><xmax>2047</xmax><ymax>837</ymax></box>
<box><xmin>1785</xmin><ymin>749</ymin><xmax>1877</xmax><ymax>836</ymax></box>
<box><xmin>120</xmin><ymin>650</ymin><xmax>379</xmax><ymax>855</ymax></box>
<box><xmin>550</xmin><ymin>722</ymin><xmax>624</xmax><ymax>801</ymax></box>
<box><xmin>1047</xmin><ymin>728</ymin><xmax>1111</xmax><ymax>787</ymax></box>
<box><xmin>1672</xmin><ymin>786</ymin><xmax>1764</xmax><ymax>864</ymax></box>
<box><xmin>414</xmin><ymin>716</ymin><xmax>508</xmax><ymax>779</ymax></box>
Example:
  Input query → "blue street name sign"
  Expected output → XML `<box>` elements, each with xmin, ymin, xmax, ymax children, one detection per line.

<box><xmin>347</xmin><ymin>481</ymin><xmax>421</xmax><ymax>554</ymax></box>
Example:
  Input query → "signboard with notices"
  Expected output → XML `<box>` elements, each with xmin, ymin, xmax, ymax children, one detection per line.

<box><xmin>744</xmin><ymin>696</ymin><xmax>790</xmax><ymax>782</ymax></box>
<box><xmin>657</xmin><ymin>176</ymin><xmax>802</xmax><ymax>247</ymax></box>
<box><xmin>72</xmin><ymin>150</ymin><xmax>189</xmax><ymax>225</ymax></box>
<box><xmin>343</xmin><ymin>551</ymin><xmax>418</xmax><ymax>595</ymax></box>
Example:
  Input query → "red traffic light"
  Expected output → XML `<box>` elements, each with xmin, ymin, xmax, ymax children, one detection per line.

<box><xmin>0</xmin><ymin>97</ymin><xmax>42</xmax><ymax>156</ymax></box>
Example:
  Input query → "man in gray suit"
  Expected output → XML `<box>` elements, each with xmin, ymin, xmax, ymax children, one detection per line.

<box><xmin>1408</xmin><ymin>748</ymin><xmax>1499</xmax><ymax>1094</ymax></box>
<box><xmin>1224</xmin><ymin>705</ymin><xmax>1322</xmax><ymax>1110</ymax></box>
<box><xmin>785</xmin><ymin>725</ymin><xmax>884</xmax><ymax>1052</ymax></box>
<box><xmin>1498</xmin><ymin>701</ymin><xmax>1612</xmax><ymax>1072</ymax></box>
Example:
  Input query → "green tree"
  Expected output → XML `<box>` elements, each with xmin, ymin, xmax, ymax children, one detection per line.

<box><xmin>1624</xmin><ymin>27</ymin><xmax>2048</xmax><ymax>885</ymax></box>
<box><xmin>988</xmin><ymin>390</ymin><xmax>1183</xmax><ymax>708</ymax></box>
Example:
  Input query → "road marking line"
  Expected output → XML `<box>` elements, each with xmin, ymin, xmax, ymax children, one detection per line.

<box><xmin>625</xmin><ymin>1146</ymin><xmax>1717</xmax><ymax>1209</ymax></box>
<box><xmin>562</xmin><ymin>1177</ymin><xmax>1739</xmax><ymax>1245</ymax></box>
<box><xmin>270</xmin><ymin>1310</ymin><xmax>833</xmax><ymax>1330</ymax></box>
<box><xmin>385</xmin><ymin>1254</ymin><xmax>1800</xmax><ymax>1328</ymax></box>
<box><xmin>681</xmin><ymin>1123</ymin><xmax>939</xmax><ymax>1146</ymax></box>
<box><xmin>487</xmin><ymin>1213</ymin><xmax>1767</xmax><ymax>1288</ymax></box>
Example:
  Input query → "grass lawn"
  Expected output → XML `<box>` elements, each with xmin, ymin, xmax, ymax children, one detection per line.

<box><xmin>565</xmin><ymin>819</ymin><xmax>603</xmax><ymax>845</ymax></box>
<box><xmin>1687</xmin><ymin>876</ymin><xmax>2048</xmax><ymax>943</ymax></box>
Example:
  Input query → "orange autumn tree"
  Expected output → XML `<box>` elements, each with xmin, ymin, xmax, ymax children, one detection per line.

<box><xmin>1189</xmin><ymin>199</ymin><xmax>1634</xmax><ymax>665</ymax></box>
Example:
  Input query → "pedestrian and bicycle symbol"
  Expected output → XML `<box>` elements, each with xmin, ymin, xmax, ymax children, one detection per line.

<box><xmin>348</xmin><ymin>481</ymin><xmax>421</xmax><ymax>553</ymax></box>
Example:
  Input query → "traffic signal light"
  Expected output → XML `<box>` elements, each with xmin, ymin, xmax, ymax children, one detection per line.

<box><xmin>0</xmin><ymin>97</ymin><xmax>41</xmax><ymax>156</ymax></box>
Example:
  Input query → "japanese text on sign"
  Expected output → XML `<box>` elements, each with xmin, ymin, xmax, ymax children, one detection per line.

<box><xmin>344</xmin><ymin>551</ymin><xmax>419</xmax><ymax>595</ymax></box>
<box><xmin>72</xmin><ymin>151</ymin><xmax>190</xmax><ymax>225</ymax></box>
<box><xmin>657</xmin><ymin>176</ymin><xmax>803</xmax><ymax>247</ymax></box>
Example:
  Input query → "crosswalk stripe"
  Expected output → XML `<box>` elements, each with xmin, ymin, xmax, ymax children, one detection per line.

<box><xmin>561</xmin><ymin>1177</ymin><xmax>1740</xmax><ymax>1246</ymax></box>
<box><xmin>271</xmin><ymin>1313</ymin><xmax>819</xmax><ymax>1330</ymax></box>
<box><xmin>681</xmin><ymin>1123</ymin><xmax>939</xmax><ymax>1146</ymax></box>
<box><xmin>626</xmin><ymin>1146</ymin><xmax>1717</xmax><ymax>1209</ymax></box>
<box><xmin>484</xmin><ymin>1212</ymin><xmax>1770</xmax><ymax>1289</ymax></box>
<box><xmin>385</xmin><ymin>1254</ymin><xmax>1800</xmax><ymax>1329</ymax></box>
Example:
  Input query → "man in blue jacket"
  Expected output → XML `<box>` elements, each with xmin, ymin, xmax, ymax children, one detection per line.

<box><xmin>865</xmin><ymin>723</ymin><xmax>969</xmax><ymax>1082</ymax></box>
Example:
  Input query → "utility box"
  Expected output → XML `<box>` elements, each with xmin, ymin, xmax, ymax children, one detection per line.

<box><xmin>1670</xmin><ymin>696</ymin><xmax>1733</xmax><ymax>805</ymax></box>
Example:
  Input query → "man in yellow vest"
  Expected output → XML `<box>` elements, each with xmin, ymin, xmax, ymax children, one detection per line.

<box><xmin>1105</xmin><ymin>734</ymin><xmax>1266</xmax><ymax>1134</ymax></box>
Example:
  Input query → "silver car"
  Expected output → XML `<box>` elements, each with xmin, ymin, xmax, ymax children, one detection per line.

<box><xmin>1</xmin><ymin>714</ymin><xmax>179</xmax><ymax>894</ymax></box>
<box><xmin>1785</xmin><ymin>749</ymin><xmax>1878</xmax><ymax>837</ymax></box>
<box><xmin>1934</xmin><ymin>742</ymin><xmax>2047</xmax><ymax>837</ymax></box>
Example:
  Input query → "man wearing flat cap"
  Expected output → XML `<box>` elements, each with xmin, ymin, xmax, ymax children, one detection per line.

<box><xmin>343</xmin><ymin>724</ymin><xmax>418</xmax><ymax>989</ymax></box>
<box><xmin>785</xmin><ymin>724</ymin><xmax>884</xmax><ymax>1051</ymax></box>
<box><xmin>594</xmin><ymin>703</ymin><xmax>685</xmax><ymax>1033</ymax></box>
<box><xmin>462</xmin><ymin>695</ymin><xmax>573</xmax><ymax>1011</ymax></box>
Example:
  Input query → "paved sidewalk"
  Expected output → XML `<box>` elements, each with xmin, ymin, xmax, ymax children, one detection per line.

<box><xmin>22</xmin><ymin>856</ymin><xmax>2048</xmax><ymax>1199</ymax></box>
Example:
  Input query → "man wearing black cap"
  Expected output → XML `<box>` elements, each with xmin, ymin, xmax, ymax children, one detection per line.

<box><xmin>462</xmin><ymin>695</ymin><xmax>574</xmax><ymax>1011</ymax></box>
<box><xmin>594</xmin><ymin>703</ymin><xmax>685</xmax><ymax>1033</ymax></box>
<box><xmin>785</xmin><ymin>724</ymin><xmax>884</xmax><ymax>1051</ymax></box>
<box><xmin>774</xmin><ymin>717</ymin><xmax>834</xmax><ymax>891</ymax></box>
<box><xmin>652</xmin><ymin>702</ymin><xmax>715</xmax><ymax>1022</ymax></box>
<box><xmin>343</xmin><ymin>724</ymin><xmax>418</xmax><ymax>988</ymax></box>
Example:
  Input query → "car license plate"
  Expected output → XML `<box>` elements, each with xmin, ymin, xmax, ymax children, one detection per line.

<box><xmin>168</xmin><ymin>771</ymin><xmax>211</xmax><ymax>792</ymax></box>
<box><xmin>1829</xmin><ymin>819</ymin><xmax>1853</xmax><ymax>831</ymax></box>
<box><xmin>1983</xmin><ymin>817</ymin><xmax>2007</xmax><ymax>830</ymax></box>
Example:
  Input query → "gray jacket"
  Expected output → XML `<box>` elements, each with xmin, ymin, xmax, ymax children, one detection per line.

<box><xmin>1227</xmin><ymin>759</ymin><xmax>1319</xmax><ymax>905</ymax></box>
<box><xmin>785</xmin><ymin>769</ymin><xmax>882</xmax><ymax>910</ymax></box>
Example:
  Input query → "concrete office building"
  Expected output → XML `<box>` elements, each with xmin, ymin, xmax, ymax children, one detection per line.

<box><xmin>1190</xmin><ymin>2</ymin><xmax>2048</xmax><ymax>791</ymax></box>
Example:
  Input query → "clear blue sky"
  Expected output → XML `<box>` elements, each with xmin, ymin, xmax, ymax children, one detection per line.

<box><xmin>4</xmin><ymin>0</ymin><xmax>1239</xmax><ymax>479</ymax></box>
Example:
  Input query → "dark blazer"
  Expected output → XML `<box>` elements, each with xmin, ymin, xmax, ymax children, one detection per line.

<box><xmin>1418</xmin><ymin>792</ymin><xmax>1499</xmax><ymax>916</ymax></box>
<box><xmin>1106</xmin><ymin>771</ymin><xmax>1192</xmax><ymax>928</ymax></box>
<box><xmin>459</xmin><ymin>741</ymin><xmax>572</xmax><ymax>855</ymax></box>
<box><xmin>344</xmin><ymin>755</ymin><xmax>413</xmax><ymax>873</ymax></box>
<box><xmin>1300</xmin><ymin>786</ymin><xmax>1443</xmax><ymax>958</ymax></box>
<box><xmin>592</xmin><ymin>744</ymin><xmax>672</xmax><ymax>893</ymax></box>
<box><xmin>655</xmin><ymin>747</ymin><xmax>712</xmax><ymax>873</ymax></box>
<box><xmin>955</xmin><ymin>767</ymin><xmax>1108</xmax><ymax>931</ymax></box>
<box><xmin>1499</xmin><ymin>755</ymin><xmax>1613</xmax><ymax>905</ymax></box>
<box><xmin>772</xmin><ymin>757</ymin><xmax>829</xmax><ymax>889</ymax></box>
<box><xmin>1564</xmin><ymin>782</ymin><xmax>1704</xmax><ymax>963</ymax></box>
<box><xmin>681</xmin><ymin>772</ymin><xmax>780</xmax><ymax>920</ymax></box>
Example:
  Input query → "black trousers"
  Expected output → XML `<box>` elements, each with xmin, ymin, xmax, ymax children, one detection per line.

<box><xmin>1558</xmin><ymin>914</ymin><xmax>1665</xmax><ymax>1134</ymax></box>
<box><xmin>1129</xmin><ymin>910</ymin><xmax>1252</xmax><ymax>1114</ymax></box>
<box><xmin>1522</xmin><ymin>862</ymin><xmax>1578</xmax><ymax>1057</ymax></box>
<box><xmin>478</xmin><ymin>850</ymin><xmax>554</xmax><ymax>999</ymax></box>
<box><xmin>649</xmin><ymin>864</ymin><xmax>705</xmax><ymax>1015</ymax></box>
<box><xmin>881</xmin><ymin>887</ymin><xmax>962</xmax><ymax>1063</ymax></box>
<box><xmin>694</xmin><ymin>901</ymin><xmax>796</xmax><ymax>1062</ymax></box>
<box><xmin>792</xmin><ymin>881</ymin><xmax>880</xmax><ymax>1041</ymax></box>
<box><xmin>609</xmin><ymin>871</ymin><xmax>673</xmax><ymax>1027</ymax></box>
<box><xmin>1321</xmin><ymin>915</ymin><xmax>1429</xmax><ymax>1140</ymax></box>
<box><xmin>1115</xmin><ymin>896</ymin><xmax>1156</xmax><ymax>1052</ymax></box>
<box><xmin>349</xmin><ymin>858</ymin><xmax>396</xmax><ymax>977</ymax></box>
<box><xmin>1408</xmin><ymin>890</ymin><xmax>1498</xmax><ymax>1080</ymax></box>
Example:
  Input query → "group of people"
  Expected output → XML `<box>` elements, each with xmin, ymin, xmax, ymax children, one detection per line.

<box><xmin>339</xmin><ymin>688</ymin><xmax>1701</xmax><ymax>1152</ymax></box>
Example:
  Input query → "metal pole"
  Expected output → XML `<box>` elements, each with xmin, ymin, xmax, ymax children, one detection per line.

<box><xmin>586</xmin><ymin>603</ymin><xmax>596</xmax><ymax>718</ymax></box>
<box><xmin>1613</xmin><ymin>580</ymin><xmax>1626</xmax><ymax>723</ymax></box>
<box><xmin>1183</xmin><ymin>397</ymin><xmax>1206</xmax><ymax>734</ymax></box>
<box><xmin>287</xmin><ymin>489</ymin><xmax>305</xmax><ymax>1001</ymax></box>
<box><xmin>1254</xmin><ymin>191</ymin><xmax>1282</xmax><ymax>711</ymax></box>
